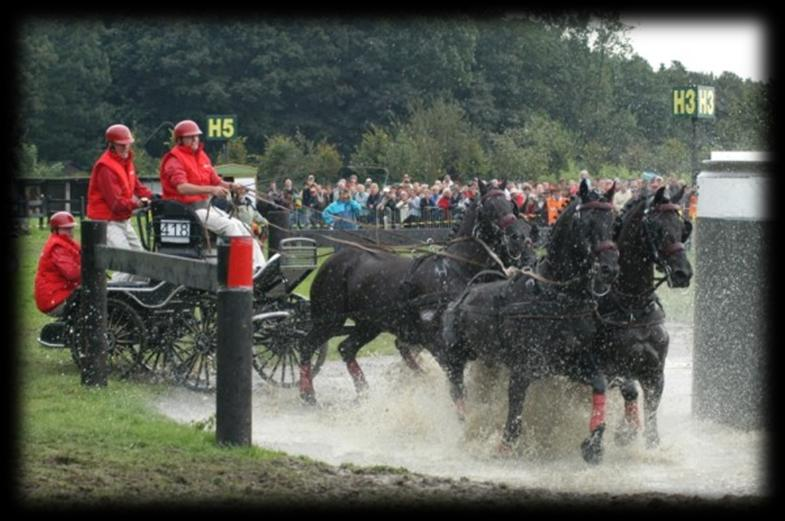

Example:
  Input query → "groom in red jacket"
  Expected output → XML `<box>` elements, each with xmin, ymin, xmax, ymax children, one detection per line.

<box><xmin>34</xmin><ymin>212</ymin><xmax>81</xmax><ymax>316</ymax></box>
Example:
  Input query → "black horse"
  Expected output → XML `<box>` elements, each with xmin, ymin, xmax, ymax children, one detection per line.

<box><xmin>299</xmin><ymin>183</ymin><xmax>538</xmax><ymax>404</ymax></box>
<box><xmin>595</xmin><ymin>186</ymin><xmax>693</xmax><ymax>451</ymax></box>
<box><xmin>438</xmin><ymin>179</ymin><xmax>620</xmax><ymax>462</ymax></box>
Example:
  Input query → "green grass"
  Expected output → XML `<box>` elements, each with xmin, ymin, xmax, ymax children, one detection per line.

<box><xmin>16</xmin><ymin>221</ymin><xmax>291</xmax><ymax>504</ymax></box>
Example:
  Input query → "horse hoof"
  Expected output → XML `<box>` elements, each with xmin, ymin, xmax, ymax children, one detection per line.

<box><xmin>645</xmin><ymin>434</ymin><xmax>660</xmax><ymax>449</ymax></box>
<box><xmin>455</xmin><ymin>399</ymin><xmax>466</xmax><ymax>422</ymax></box>
<box><xmin>581</xmin><ymin>439</ymin><xmax>604</xmax><ymax>465</ymax></box>
<box><xmin>495</xmin><ymin>439</ymin><xmax>514</xmax><ymax>457</ymax></box>
<box><xmin>614</xmin><ymin>422</ymin><xmax>639</xmax><ymax>447</ymax></box>
<box><xmin>300</xmin><ymin>393</ymin><xmax>318</xmax><ymax>406</ymax></box>
<box><xmin>581</xmin><ymin>424</ymin><xmax>605</xmax><ymax>465</ymax></box>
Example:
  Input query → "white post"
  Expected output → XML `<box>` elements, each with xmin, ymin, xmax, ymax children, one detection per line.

<box><xmin>692</xmin><ymin>151</ymin><xmax>770</xmax><ymax>429</ymax></box>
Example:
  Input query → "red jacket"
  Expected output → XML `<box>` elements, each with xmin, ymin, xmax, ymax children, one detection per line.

<box><xmin>34</xmin><ymin>233</ymin><xmax>81</xmax><ymax>313</ymax></box>
<box><xmin>159</xmin><ymin>144</ymin><xmax>222</xmax><ymax>205</ymax></box>
<box><xmin>87</xmin><ymin>149</ymin><xmax>152</xmax><ymax>221</ymax></box>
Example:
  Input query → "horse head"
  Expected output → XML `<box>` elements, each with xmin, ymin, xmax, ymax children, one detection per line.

<box><xmin>575</xmin><ymin>180</ymin><xmax>620</xmax><ymax>293</ymax></box>
<box><xmin>641</xmin><ymin>186</ymin><xmax>693</xmax><ymax>288</ymax></box>
<box><xmin>502</xmin><ymin>217</ymin><xmax>539</xmax><ymax>269</ymax></box>
<box><xmin>544</xmin><ymin>179</ymin><xmax>619</xmax><ymax>294</ymax></box>
<box><xmin>471</xmin><ymin>181</ymin><xmax>538</xmax><ymax>269</ymax></box>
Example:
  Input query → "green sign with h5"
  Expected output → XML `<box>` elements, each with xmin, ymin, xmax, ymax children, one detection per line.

<box><xmin>206</xmin><ymin>115</ymin><xmax>237</xmax><ymax>140</ymax></box>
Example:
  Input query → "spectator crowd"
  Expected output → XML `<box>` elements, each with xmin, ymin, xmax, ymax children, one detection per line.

<box><xmin>264</xmin><ymin>169</ymin><xmax>698</xmax><ymax>229</ymax></box>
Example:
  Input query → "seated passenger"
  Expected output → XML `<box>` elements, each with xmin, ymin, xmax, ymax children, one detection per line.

<box><xmin>34</xmin><ymin>212</ymin><xmax>81</xmax><ymax>316</ymax></box>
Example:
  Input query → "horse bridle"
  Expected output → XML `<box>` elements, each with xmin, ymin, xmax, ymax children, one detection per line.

<box><xmin>472</xmin><ymin>189</ymin><xmax>531</xmax><ymax>261</ymax></box>
<box><xmin>575</xmin><ymin>199</ymin><xmax>618</xmax><ymax>297</ymax></box>
<box><xmin>642</xmin><ymin>200</ymin><xmax>689</xmax><ymax>287</ymax></box>
<box><xmin>475</xmin><ymin>190</ymin><xmax>527</xmax><ymax>263</ymax></box>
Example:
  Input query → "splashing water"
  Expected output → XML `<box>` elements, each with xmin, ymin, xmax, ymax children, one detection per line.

<box><xmin>155</xmin><ymin>322</ymin><xmax>766</xmax><ymax>498</ymax></box>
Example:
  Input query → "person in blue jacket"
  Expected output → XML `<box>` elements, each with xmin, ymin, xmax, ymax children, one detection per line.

<box><xmin>322</xmin><ymin>188</ymin><xmax>363</xmax><ymax>230</ymax></box>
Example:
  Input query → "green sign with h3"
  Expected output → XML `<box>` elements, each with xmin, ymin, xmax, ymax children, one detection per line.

<box><xmin>672</xmin><ymin>86</ymin><xmax>715</xmax><ymax>119</ymax></box>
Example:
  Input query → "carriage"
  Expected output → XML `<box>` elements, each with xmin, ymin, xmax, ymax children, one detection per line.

<box><xmin>37</xmin><ymin>196</ymin><xmax>328</xmax><ymax>391</ymax></box>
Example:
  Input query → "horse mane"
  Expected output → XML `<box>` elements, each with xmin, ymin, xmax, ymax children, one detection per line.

<box><xmin>546</xmin><ymin>197</ymin><xmax>579</xmax><ymax>252</ymax></box>
<box><xmin>614</xmin><ymin>187</ymin><xmax>676</xmax><ymax>241</ymax></box>
<box><xmin>540</xmin><ymin>187</ymin><xmax>608</xmax><ymax>281</ymax></box>
<box><xmin>447</xmin><ymin>198</ymin><xmax>478</xmax><ymax>240</ymax></box>
<box><xmin>614</xmin><ymin>194</ymin><xmax>647</xmax><ymax>241</ymax></box>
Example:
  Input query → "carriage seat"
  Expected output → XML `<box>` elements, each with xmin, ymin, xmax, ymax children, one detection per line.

<box><xmin>150</xmin><ymin>199</ymin><xmax>217</xmax><ymax>259</ymax></box>
<box><xmin>107</xmin><ymin>280</ymin><xmax>184</xmax><ymax>308</ymax></box>
<box><xmin>253</xmin><ymin>253</ymin><xmax>287</xmax><ymax>297</ymax></box>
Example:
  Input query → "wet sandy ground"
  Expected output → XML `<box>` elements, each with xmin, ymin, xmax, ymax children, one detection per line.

<box><xmin>155</xmin><ymin>322</ymin><xmax>767</xmax><ymax>498</ymax></box>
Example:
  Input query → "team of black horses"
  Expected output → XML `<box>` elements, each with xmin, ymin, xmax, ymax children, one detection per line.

<box><xmin>300</xmin><ymin>179</ymin><xmax>693</xmax><ymax>464</ymax></box>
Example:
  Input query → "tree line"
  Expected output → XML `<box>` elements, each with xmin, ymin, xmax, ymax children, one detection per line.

<box><xmin>17</xmin><ymin>14</ymin><xmax>770</xmax><ymax>186</ymax></box>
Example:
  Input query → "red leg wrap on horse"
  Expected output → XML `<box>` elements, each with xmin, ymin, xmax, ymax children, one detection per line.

<box><xmin>299</xmin><ymin>362</ymin><xmax>313</xmax><ymax>395</ymax></box>
<box><xmin>590</xmin><ymin>392</ymin><xmax>606</xmax><ymax>432</ymax></box>
<box><xmin>346</xmin><ymin>359</ymin><xmax>367</xmax><ymax>387</ymax></box>
<box><xmin>624</xmin><ymin>400</ymin><xmax>641</xmax><ymax>429</ymax></box>
<box><xmin>402</xmin><ymin>351</ymin><xmax>422</xmax><ymax>371</ymax></box>
<box><xmin>455</xmin><ymin>398</ymin><xmax>466</xmax><ymax>419</ymax></box>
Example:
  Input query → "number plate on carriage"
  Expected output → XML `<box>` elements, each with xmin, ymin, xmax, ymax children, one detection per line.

<box><xmin>160</xmin><ymin>220</ymin><xmax>191</xmax><ymax>243</ymax></box>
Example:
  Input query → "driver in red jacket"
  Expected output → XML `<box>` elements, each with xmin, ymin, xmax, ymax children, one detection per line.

<box><xmin>34</xmin><ymin>212</ymin><xmax>81</xmax><ymax>316</ymax></box>
<box><xmin>159</xmin><ymin>119</ymin><xmax>265</xmax><ymax>272</ymax></box>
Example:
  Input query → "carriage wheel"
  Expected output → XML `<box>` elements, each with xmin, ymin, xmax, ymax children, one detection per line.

<box><xmin>252</xmin><ymin>295</ymin><xmax>327</xmax><ymax>388</ymax></box>
<box><xmin>68</xmin><ymin>296</ymin><xmax>147</xmax><ymax>378</ymax></box>
<box><xmin>136</xmin><ymin>310</ymin><xmax>190</xmax><ymax>380</ymax></box>
<box><xmin>169</xmin><ymin>298</ymin><xmax>218</xmax><ymax>392</ymax></box>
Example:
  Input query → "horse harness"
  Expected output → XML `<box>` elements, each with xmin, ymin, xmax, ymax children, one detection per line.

<box><xmin>595</xmin><ymin>288</ymin><xmax>665</xmax><ymax>329</ymax></box>
<box><xmin>642</xmin><ymin>200</ymin><xmax>691</xmax><ymax>287</ymax></box>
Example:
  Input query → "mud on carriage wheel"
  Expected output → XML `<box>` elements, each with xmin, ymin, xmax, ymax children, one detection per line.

<box><xmin>252</xmin><ymin>294</ymin><xmax>328</xmax><ymax>388</ymax></box>
<box><xmin>67</xmin><ymin>293</ymin><xmax>147</xmax><ymax>379</ymax></box>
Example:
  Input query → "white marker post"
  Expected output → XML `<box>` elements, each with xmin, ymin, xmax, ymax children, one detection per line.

<box><xmin>693</xmin><ymin>151</ymin><xmax>771</xmax><ymax>429</ymax></box>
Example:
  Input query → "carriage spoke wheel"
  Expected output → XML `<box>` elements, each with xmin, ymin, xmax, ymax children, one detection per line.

<box><xmin>135</xmin><ymin>306</ymin><xmax>193</xmax><ymax>380</ymax></box>
<box><xmin>170</xmin><ymin>299</ymin><xmax>218</xmax><ymax>392</ymax></box>
<box><xmin>136</xmin><ymin>311</ymin><xmax>189</xmax><ymax>380</ymax></box>
<box><xmin>105</xmin><ymin>298</ymin><xmax>147</xmax><ymax>377</ymax></box>
<box><xmin>252</xmin><ymin>295</ymin><xmax>327</xmax><ymax>388</ymax></box>
<box><xmin>69</xmin><ymin>297</ymin><xmax>146</xmax><ymax>379</ymax></box>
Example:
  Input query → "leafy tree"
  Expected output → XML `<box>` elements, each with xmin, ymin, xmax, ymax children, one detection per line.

<box><xmin>350</xmin><ymin>124</ymin><xmax>393</xmax><ymax>170</ymax></box>
<box><xmin>16</xmin><ymin>16</ymin><xmax>770</xmax><ymax>186</ymax></box>
<box><xmin>19</xmin><ymin>20</ymin><xmax>116</xmax><ymax>168</ymax></box>
<box><xmin>225</xmin><ymin>136</ymin><xmax>249</xmax><ymax>164</ymax></box>
<box><xmin>257</xmin><ymin>135</ymin><xmax>305</xmax><ymax>186</ymax></box>
<box><xmin>19</xmin><ymin>143</ymin><xmax>38</xmax><ymax>178</ymax></box>
<box><xmin>306</xmin><ymin>142</ymin><xmax>343</xmax><ymax>182</ymax></box>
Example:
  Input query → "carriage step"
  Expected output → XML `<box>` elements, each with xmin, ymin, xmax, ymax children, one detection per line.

<box><xmin>37</xmin><ymin>321</ymin><xmax>67</xmax><ymax>348</ymax></box>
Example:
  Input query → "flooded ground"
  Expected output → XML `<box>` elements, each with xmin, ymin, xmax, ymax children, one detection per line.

<box><xmin>155</xmin><ymin>322</ymin><xmax>766</xmax><ymax>498</ymax></box>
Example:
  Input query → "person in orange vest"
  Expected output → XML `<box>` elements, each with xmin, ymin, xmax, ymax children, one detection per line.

<box><xmin>34</xmin><ymin>212</ymin><xmax>81</xmax><ymax>316</ymax></box>
<box><xmin>688</xmin><ymin>188</ymin><xmax>698</xmax><ymax>221</ymax></box>
<box><xmin>86</xmin><ymin>124</ymin><xmax>154</xmax><ymax>282</ymax></box>
<box><xmin>545</xmin><ymin>187</ymin><xmax>569</xmax><ymax>225</ymax></box>
<box><xmin>159</xmin><ymin>119</ymin><xmax>265</xmax><ymax>271</ymax></box>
